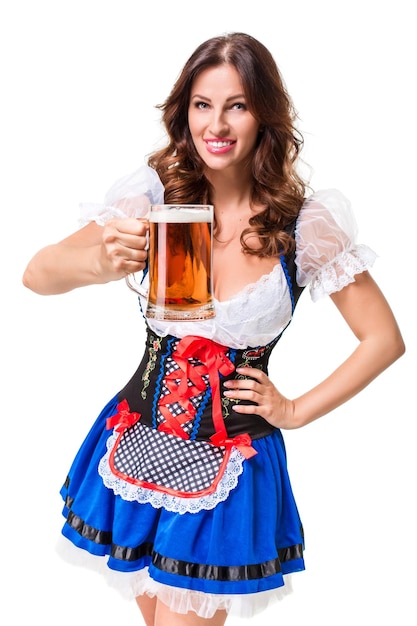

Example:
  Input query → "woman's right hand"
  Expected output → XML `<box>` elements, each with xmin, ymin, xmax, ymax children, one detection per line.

<box><xmin>99</xmin><ymin>217</ymin><xmax>149</xmax><ymax>281</ymax></box>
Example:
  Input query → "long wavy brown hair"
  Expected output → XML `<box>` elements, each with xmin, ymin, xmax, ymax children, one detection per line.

<box><xmin>148</xmin><ymin>32</ymin><xmax>308</xmax><ymax>257</ymax></box>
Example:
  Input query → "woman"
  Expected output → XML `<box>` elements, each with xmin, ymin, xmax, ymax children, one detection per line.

<box><xmin>22</xmin><ymin>32</ymin><xmax>405</xmax><ymax>626</ymax></box>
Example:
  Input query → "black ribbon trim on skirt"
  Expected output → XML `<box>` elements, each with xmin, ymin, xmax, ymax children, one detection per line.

<box><xmin>66</xmin><ymin>510</ymin><xmax>113</xmax><ymax>546</ymax></box>
<box><xmin>64</xmin><ymin>506</ymin><xmax>303</xmax><ymax>581</ymax></box>
<box><xmin>65</xmin><ymin>509</ymin><xmax>154</xmax><ymax>560</ymax></box>
<box><xmin>151</xmin><ymin>545</ymin><xmax>304</xmax><ymax>582</ymax></box>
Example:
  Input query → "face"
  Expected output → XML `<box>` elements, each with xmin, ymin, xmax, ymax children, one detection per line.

<box><xmin>188</xmin><ymin>64</ymin><xmax>261</xmax><ymax>175</ymax></box>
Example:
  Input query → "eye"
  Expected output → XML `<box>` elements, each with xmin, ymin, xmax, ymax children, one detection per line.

<box><xmin>230</xmin><ymin>102</ymin><xmax>247</xmax><ymax>111</ymax></box>
<box><xmin>194</xmin><ymin>101</ymin><xmax>210</xmax><ymax>110</ymax></box>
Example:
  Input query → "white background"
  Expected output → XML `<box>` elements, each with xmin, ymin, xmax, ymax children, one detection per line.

<box><xmin>1</xmin><ymin>1</ymin><xmax>415</xmax><ymax>624</ymax></box>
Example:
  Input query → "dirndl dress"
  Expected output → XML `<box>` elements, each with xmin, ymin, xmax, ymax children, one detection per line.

<box><xmin>59</xmin><ymin>174</ymin><xmax>377</xmax><ymax>618</ymax></box>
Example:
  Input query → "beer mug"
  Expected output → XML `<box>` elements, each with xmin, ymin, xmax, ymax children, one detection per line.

<box><xmin>125</xmin><ymin>204</ymin><xmax>215</xmax><ymax>321</ymax></box>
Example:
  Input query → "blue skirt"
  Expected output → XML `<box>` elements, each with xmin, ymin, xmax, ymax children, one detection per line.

<box><xmin>60</xmin><ymin>392</ymin><xmax>305</xmax><ymax>598</ymax></box>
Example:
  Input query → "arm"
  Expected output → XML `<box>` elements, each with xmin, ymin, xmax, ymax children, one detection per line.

<box><xmin>290</xmin><ymin>270</ymin><xmax>405</xmax><ymax>426</ymax></box>
<box><xmin>224</xmin><ymin>271</ymin><xmax>405</xmax><ymax>429</ymax></box>
<box><xmin>22</xmin><ymin>217</ymin><xmax>149</xmax><ymax>295</ymax></box>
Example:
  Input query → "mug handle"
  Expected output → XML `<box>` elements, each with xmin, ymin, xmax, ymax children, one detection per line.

<box><xmin>125</xmin><ymin>273</ymin><xmax>148</xmax><ymax>298</ymax></box>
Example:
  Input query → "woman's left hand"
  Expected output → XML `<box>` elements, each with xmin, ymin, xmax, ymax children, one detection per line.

<box><xmin>223</xmin><ymin>367</ymin><xmax>297</xmax><ymax>429</ymax></box>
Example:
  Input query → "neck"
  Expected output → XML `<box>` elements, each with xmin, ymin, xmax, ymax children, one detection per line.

<box><xmin>208</xmin><ymin>173</ymin><xmax>253</xmax><ymax>215</ymax></box>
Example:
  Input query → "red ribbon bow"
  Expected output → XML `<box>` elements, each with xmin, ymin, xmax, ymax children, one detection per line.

<box><xmin>106</xmin><ymin>399</ymin><xmax>141</xmax><ymax>432</ymax></box>
<box><xmin>210</xmin><ymin>432</ymin><xmax>257</xmax><ymax>459</ymax></box>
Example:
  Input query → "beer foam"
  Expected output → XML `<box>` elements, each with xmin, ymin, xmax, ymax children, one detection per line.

<box><xmin>149</xmin><ymin>208</ymin><xmax>212</xmax><ymax>223</ymax></box>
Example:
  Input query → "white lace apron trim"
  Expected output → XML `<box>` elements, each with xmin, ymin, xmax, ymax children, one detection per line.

<box><xmin>98</xmin><ymin>430</ymin><xmax>245</xmax><ymax>514</ymax></box>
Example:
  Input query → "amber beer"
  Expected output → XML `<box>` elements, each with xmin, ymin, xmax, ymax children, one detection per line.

<box><xmin>146</xmin><ymin>204</ymin><xmax>215</xmax><ymax>320</ymax></box>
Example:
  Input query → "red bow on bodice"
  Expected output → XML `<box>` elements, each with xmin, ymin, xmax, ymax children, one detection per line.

<box><xmin>106</xmin><ymin>399</ymin><xmax>141</xmax><ymax>433</ymax></box>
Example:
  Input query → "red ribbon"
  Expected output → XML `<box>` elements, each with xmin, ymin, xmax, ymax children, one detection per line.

<box><xmin>106</xmin><ymin>399</ymin><xmax>141</xmax><ymax>432</ymax></box>
<box><xmin>210</xmin><ymin>432</ymin><xmax>257</xmax><ymax>459</ymax></box>
<box><xmin>158</xmin><ymin>336</ymin><xmax>235</xmax><ymax>438</ymax></box>
<box><xmin>157</xmin><ymin>336</ymin><xmax>256</xmax><ymax>457</ymax></box>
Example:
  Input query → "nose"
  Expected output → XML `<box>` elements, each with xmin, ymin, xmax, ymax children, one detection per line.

<box><xmin>209</xmin><ymin>108</ymin><xmax>229</xmax><ymax>137</ymax></box>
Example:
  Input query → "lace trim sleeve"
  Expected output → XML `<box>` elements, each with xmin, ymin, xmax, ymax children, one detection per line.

<box><xmin>295</xmin><ymin>189</ymin><xmax>377</xmax><ymax>302</ymax></box>
<box><xmin>78</xmin><ymin>165</ymin><xmax>164</xmax><ymax>226</ymax></box>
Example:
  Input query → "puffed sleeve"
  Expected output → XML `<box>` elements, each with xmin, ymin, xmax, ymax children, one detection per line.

<box><xmin>78</xmin><ymin>165</ymin><xmax>165</xmax><ymax>226</ymax></box>
<box><xmin>295</xmin><ymin>189</ymin><xmax>377</xmax><ymax>301</ymax></box>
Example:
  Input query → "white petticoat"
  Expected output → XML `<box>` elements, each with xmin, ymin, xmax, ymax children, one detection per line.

<box><xmin>56</xmin><ymin>536</ymin><xmax>294</xmax><ymax>619</ymax></box>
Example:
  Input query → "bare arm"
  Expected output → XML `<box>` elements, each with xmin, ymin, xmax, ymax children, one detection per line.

<box><xmin>289</xmin><ymin>271</ymin><xmax>405</xmax><ymax>425</ymax></box>
<box><xmin>223</xmin><ymin>271</ymin><xmax>405</xmax><ymax>428</ymax></box>
<box><xmin>22</xmin><ymin>218</ymin><xmax>149</xmax><ymax>295</ymax></box>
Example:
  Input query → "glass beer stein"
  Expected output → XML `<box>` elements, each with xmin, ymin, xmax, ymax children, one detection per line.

<box><xmin>125</xmin><ymin>204</ymin><xmax>215</xmax><ymax>321</ymax></box>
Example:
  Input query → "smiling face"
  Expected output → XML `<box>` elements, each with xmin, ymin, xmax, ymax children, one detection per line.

<box><xmin>187</xmin><ymin>64</ymin><xmax>261</xmax><ymax>175</ymax></box>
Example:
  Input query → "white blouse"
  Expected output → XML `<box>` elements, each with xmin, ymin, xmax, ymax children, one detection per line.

<box><xmin>80</xmin><ymin>166</ymin><xmax>376</xmax><ymax>349</ymax></box>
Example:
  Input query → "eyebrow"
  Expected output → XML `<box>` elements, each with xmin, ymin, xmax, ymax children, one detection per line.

<box><xmin>190</xmin><ymin>93</ymin><xmax>246</xmax><ymax>102</ymax></box>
